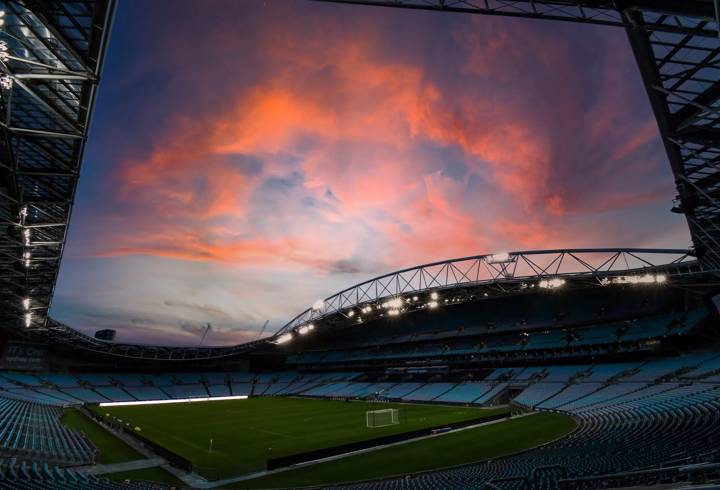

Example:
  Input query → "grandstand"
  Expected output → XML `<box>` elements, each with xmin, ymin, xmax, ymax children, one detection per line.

<box><xmin>0</xmin><ymin>0</ymin><xmax>717</xmax><ymax>490</ymax></box>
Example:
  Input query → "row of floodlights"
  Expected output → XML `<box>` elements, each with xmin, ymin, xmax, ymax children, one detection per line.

<box><xmin>602</xmin><ymin>273</ymin><xmax>667</xmax><ymax>285</ymax></box>
<box><xmin>0</xmin><ymin>16</ymin><xmax>14</xmax><ymax>91</ymax></box>
<box><xmin>274</xmin><ymin>291</ymin><xmax>444</xmax><ymax>345</ymax></box>
<box><xmin>273</xmin><ymin>272</ymin><xmax>669</xmax><ymax>345</ymax></box>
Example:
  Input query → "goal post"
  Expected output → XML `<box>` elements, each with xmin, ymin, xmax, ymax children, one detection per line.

<box><xmin>366</xmin><ymin>408</ymin><xmax>399</xmax><ymax>428</ymax></box>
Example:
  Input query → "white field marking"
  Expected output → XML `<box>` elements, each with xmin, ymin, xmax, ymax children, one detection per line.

<box><xmin>98</xmin><ymin>395</ymin><xmax>248</xmax><ymax>407</ymax></box>
<box><xmin>203</xmin><ymin>412</ymin><xmax>537</xmax><ymax>488</ymax></box>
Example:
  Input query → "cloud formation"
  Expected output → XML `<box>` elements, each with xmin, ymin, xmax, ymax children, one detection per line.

<box><xmin>52</xmin><ymin>1</ymin><xmax>689</xmax><ymax>345</ymax></box>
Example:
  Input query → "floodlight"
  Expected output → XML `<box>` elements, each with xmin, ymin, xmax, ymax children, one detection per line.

<box><xmin>297</xmin><ymin>325</ymin><xmax>311</xmax><ymax>335</ymax></box>
<box><xmin>361</xmin><ymin>306</ymin><xmax>372</xmax><ymax>314</ymax></box>
<box><xmin>539</xmin><ymin>278</ymin><xmax>565</xmax><ymax>289</ymax></box>
<box><xmin>383</xmin><ymin>298</ymin><xmax>403</xmax><ymax>309</ymax></box>
<box><xmin>274</xmin><ymin>332</ymin><xmax>293</xmax><ymax>344</ymax></box>
<box><xmin>23</xmin><ymin>251</ymin><xmax>30</xmax><ymax>259</ymax></box>
<box><xmin>487</xmin><ymin>252</ymin><xmax>512</xmax><ymax>264</ymax></box>
<box><xmin>347</xmin><ymin>310</ymin><xmax>355</xmax><ymax>317</ymax></box>
<box><xmin>24</xmin><ymin>313</ymin><xmax>31</xmax><ymax>327</ymax></box>
<box><xmin>22</xmin><ymin>298</ymin><xmax>30</xmax><ymax>310</ymax></box>
<box><xmin>412</xmin><ymin>296</ymin><xmax>418</xmax><ymax>301</ymax></box>
<box><xmin>388</xmin><ymin>309</ymin><xmax>400</xmax><ymax>316</ymax></box>
<box><xmin>655</xmin><ymin>274</ymin><xmax>667</xmax><ymax>283</ymax></box>
<box><xmin>0</xmin><ymin>76</ymin><xmax>12</xmax><ymax>90</ymax></box>
<box><xmin>428</xmin><ymin>301</ymin><xmax>438</xmax><ymax>308</ymax></box>
<box><xmin>430</xmin><ymin>291</ymin><xmax>439</xmax><ymax>300</ymax></box>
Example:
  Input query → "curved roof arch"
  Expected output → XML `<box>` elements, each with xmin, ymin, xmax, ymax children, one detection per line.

<box><xmin>275</xmin><ymin>248</ymin><xmax>702</xmax><ymax>337</ymax></box>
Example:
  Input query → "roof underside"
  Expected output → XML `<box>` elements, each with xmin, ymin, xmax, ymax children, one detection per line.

<box><xmin>0</xmin><ymin>0</ymin><xmax>115</xmax><ymax>330</ymax></box>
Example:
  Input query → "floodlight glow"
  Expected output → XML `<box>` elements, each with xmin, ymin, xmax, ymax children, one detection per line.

<box><xmin>22</xmin><ymin>298</ymin><xmax>30</xmax><ymax>310</ymax></box>
<box><xmin>412</xmin><ymin>296</ymin><xmax>418</xmax><ymax>301</ymax></box>
<box><xmin>347</xmin><ymin>310</ymin><xmax>355</xmax><ymax>317</ymax></box>
<box><xmin>24</xmin><ymin>313</ymin><xmax>31</xmax><ymax>327</ymax></box>
<box><xmin>487</xmin><ymin>252</ymin><xmax>512</xmax><ymax>264</ymax></box>
<box><xmin>298</xmin><ymin>325</ymin><xmax>312</xmax><ymax>335</ymax></box>
<box><xmin>539</xmin><ymin>278</ymin><xmax>565</xmax><ymax>289</ymax></box>
<box><xmin>23</xmin><ymin>251</ymin><xmax>30</xmax><ymax>259</ymax></box>
<box><xmin>357</xmin><ymin>316</ymin><xmax>363</xmax><ymax>323</ymax></box>
<box><xmin>99</xmin><ymin>395</ymin><xmax>248</xmax><ymax>407</ymax></box>
<box><xmin>428</xmin><ymin>301</ymin><xmax>438</xmax><ymax>308</ymax></box>
<box><xmin>383</xmin><ymin>298</ymin><xmax>403</xmax><ymax>309</ymax></box>
<box><xmin>0</xmin><ymin>76</ymin><xmax>12</xmax><ymax>90</ymax></box>
<box><xmin>611</xmin><ymin>273</ymin><xmax>668</xmax><ymax>285</ymax></box>
<box><xmin>312</xmin><ymin>299</ymin><xmax>325</xmax><ymax>311</ymax></box>
<box><xmin>430</xmin><ymin>291</ymin><xmax>439</xmax><ymax>300</ymax></box>
<box><xmin>388</xmin><ymin>309</ymin><xmax>401</xmax><ymax>316</ymax></box>
<box><xmin>361</xmin><ymin>306</ymin><xmax>372</xmax><ymax>314</ymax></box>
<box><xmin>24</xmin><ymin>260</ymin><xmax>30</xmax><ymax>268</ymax></box>
<box><xmin>274</xmin><ymin>333</ymin><xmax>293</xmax><ymax>344</ymax></box>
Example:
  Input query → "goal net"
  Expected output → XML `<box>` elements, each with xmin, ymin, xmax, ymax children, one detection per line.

<box><xmin>366</xmin><ymin>408</ymin><xmax>399</xmax><ymax>428</ymax></box>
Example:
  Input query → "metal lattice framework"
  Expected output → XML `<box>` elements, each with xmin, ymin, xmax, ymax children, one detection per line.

<box><xmin>317</xmin><ymin>1</ymin><xmax>720</xmax><ymax>276</ymax></box>
<box><xmin>276</xmin><ymin>248</ymin><xmax>702</xmax><ymax>336</ymax></box>
<box><xmin>0</xmin><ymin>1</ymin><xmax>115</xmax><ymax>330</ymax></box>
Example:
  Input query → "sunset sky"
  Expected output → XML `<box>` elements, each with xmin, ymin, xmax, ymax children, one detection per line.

<box><xmin>50</xmin><ymin>0</ymin><xmax>690</xmax><ymax>346</ymax></box>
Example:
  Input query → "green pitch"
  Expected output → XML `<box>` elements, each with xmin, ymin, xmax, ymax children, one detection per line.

<box><xmin>94</xmin><ymin>397</ymin><xmax>509</xmax><ymax>479</ymax></box>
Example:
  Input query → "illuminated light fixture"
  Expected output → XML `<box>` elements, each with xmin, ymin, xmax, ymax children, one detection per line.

<box><xmin>357</xmin><ymin>316</ymin><xmax>363</xmax><ymax>323</ymax></box>
<box><xmin>19</xmin><ymin>206</ymin><xmax>27</xmax><ymax>219</ymax></box>
<box><xmin>0</xmin><ymin>10</ymin><xmax>5</xmax><ymax>28</ymax></box>
<box><xmin>24</xmin><ymin>260</ymin><xmax>30</xmax><ymax>268</ymax></box>
<box><xmin>538</xmin><ymin>278</ymin><xmax>566</xmax><ymax>289</ymax></box>
<box><xmin>0</xmin><ymin>75</ymin><xmax>12</xmax><ymax>90</ymax></box>
<box><xmin>361</xmin><ymin>306</ymin><xmax>372</xmax><ymax>314</ymax></box>
<box><xmin>347</xmin><ymin>310</ymin><xmax>355</xmax><ymax>317</ymax></box>
<box><xmin>312</xmin><ymin>299</ymin><xmax>325</xmax><ymax>311</ymax></box>
<box><xmin>611</xmin><ymin>273</ymin><xmax>667</xmax><ymax>285</ymax></box>
<box><xmin>483</xmin><ymin>292</ymin><xmax>489</xmax><ymax>297</ymax></box>
<box><xmin>23</xmin><ymin>228</ymin><xmax>30</xmax><ymax>245</ymax></box>
<box><xmin>383</xmin><ymin>297</ymin><xmax>403</xmax><ymax>309</ymax></box>
<box><xmin>412</xmin><ymin>296</ymin><xmax>418</xmax><ymax>301</ymax></box>
<box><xmin>430</xmin><ymin>291</ymin><xmax>439</xmax><ymax>300</ymax></box>
<box><xmin>427</xmin><ymin>301</ymin><xmax>439</xmax><ymax>309</ymax></box>
<box><xmin>22</xmin><ymin>298</ymin><xmax>30</xmax><ymax>310</ymax></box>
<box><xmin>23</xmin><ymin>251</ymin><xmax>30</xmax><ymax>259</ymax></box>
<box><xmin>274</xmin><ymin>332</ymin><xmax>293</xmax><ymax>344</ymax></box>
<box><xmin>297</xmin><ymin>324</ymin><xmax>314</xmax><ymax>335</ymax></box>
<box><xmin>24</xmin><ymin>313</ymin><xmax>31</xmax><ymax>327</ymax></box>
<box><xmin>0</xmin><ymin>40</ymin><xmax>8</xmax><ymax>61</ymax></box>
<box><xmin>388</xmin><ymin>309</ymin><xmax>400</xmax><ymax>316</ymax></box>
<box><xmin>487</xmin><ymin>252</ymin><xmax>512</xmax><ymax>264</ymax></box>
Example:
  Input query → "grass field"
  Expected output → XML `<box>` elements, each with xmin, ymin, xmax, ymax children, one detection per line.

<box><xmin>236</xmin><ymin>411</ymin><xmax>576</xmax><ymax>489</ymax></box>
<box><xmin>60</xmin><ymin>408</ymin><xmax>184</xmax><ymax>486</ymax></box>
<box><xmin>94</xmin><ymin>397</ymin><xmax>510</xmax><ymax>479</ymax></box>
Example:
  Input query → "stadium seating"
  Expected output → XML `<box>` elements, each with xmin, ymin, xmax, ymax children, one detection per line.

<box><xmin>0</xmin><ymin>397</ymin><xmax>96</xmax><ymax>465</ymax></box>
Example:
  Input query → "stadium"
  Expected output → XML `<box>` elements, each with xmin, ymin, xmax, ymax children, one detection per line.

<box><xmin>0</xmin><ymin>1</ymin><xmax>719</xmax><ymax>490</ymax></box>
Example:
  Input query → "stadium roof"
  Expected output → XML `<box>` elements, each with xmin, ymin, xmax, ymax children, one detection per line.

<box><xmin>0</xmin><ymin>0</ymin><xmax>115</xmax><ymax>330</ymax></box>
<box><xmin>274</xmin><ymin>248</ymin><xmax>705</xmax><ymax>339</ymax></box>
